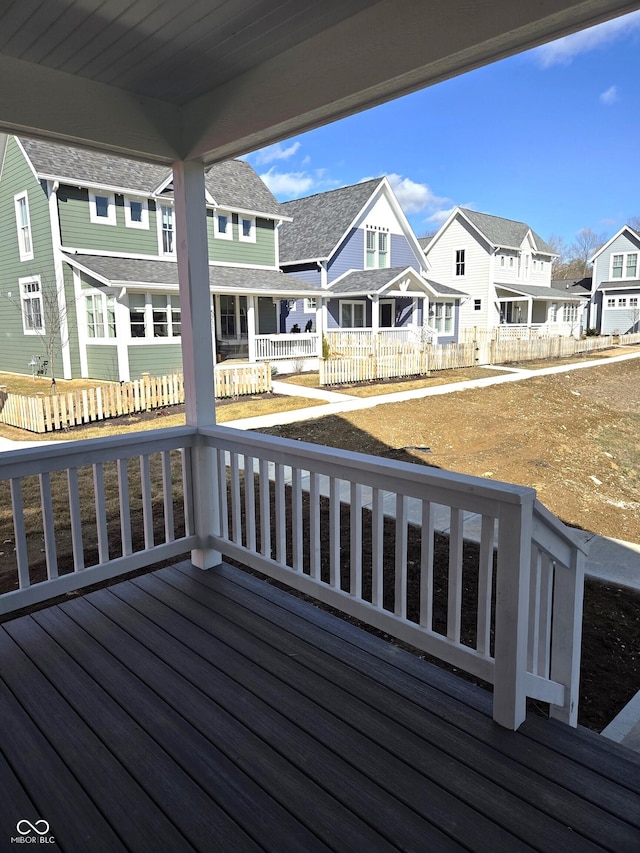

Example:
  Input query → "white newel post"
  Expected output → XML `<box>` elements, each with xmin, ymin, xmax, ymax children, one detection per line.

<box><xmin>173</xmin><ymin>159</ymin><xmax>221</xmax><ymax>569</ymax></box>
<box><xmin>493</xmin><ymin>494</ymin><xmax>535</xmax><ymax>729</ymax></box>
<box><xmin>549</xmin><ymin>547</ymin><xmax>585</xmax><ymax>726</ymax></box>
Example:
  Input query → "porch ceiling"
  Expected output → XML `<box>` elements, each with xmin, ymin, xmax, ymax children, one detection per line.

<box><xmin>1</xmin><ymin>1</ymin><xmax>638</xmax><ymax>165</ymax></box>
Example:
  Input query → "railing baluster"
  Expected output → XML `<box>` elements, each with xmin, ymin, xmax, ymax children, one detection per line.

<box><xmin>528</xmin><ymin>545</ymin><xmax>542</xmax><ymax>674</ymax></box>
<box><xmin>117</xmin><ymin>458</ymin><xmax>132</xmax><ymax>556</ymax></box>
<box><xmin>92</xmin><ymin>463</ymin><xmax>109</xmax><ymax>565</ymax></box>
<box><xmin>259</xmin><ymin>458</ymin><xmax>271</xmax><ymax>558</ymax></box>
<box><xmin>40</xmin><ymin>472</ymin><xmax>58</xmax><ymax>579</ymax></box>
<box><xmin>275</xmin><ymin>463</ymin><xmax>286</xmax><ymax>565</ymax></box>
<box><xmin>477</xmin><ymin>515</ymin><xmax>495</xmax><ymax>655</ymax></box>
<box><xmin>447</xmin><ymin>507</ymin><xmax>464</xmax><ymax>642</ymax></box>
<box><xmin>140</xmin><ymin>454</ymin><xmax>154</xmax><ymax>550</ymax></box>
<box><xmin>181</xmin><ymin>447</ymin><xmax>194</xmax><ymax>538</ymax></box>
<box><xmin>537</xmin><ymin>554</ymin><xmax>554</xmax><ymax>678</ymax></box>
<box><xmin>309</xmin><ymin>472</ymin><xmax>321</xmax><ymax>579</ymax></box>
<box><xmin>244</xmin><ymin>455</ymin><xmax>256</xmax><ymax>551</ymax></box>
<box><xmin>420</xmin><ymin>500</ymin><xmax>434</xmax><ymax>629</ymax></box>
<box><xmin>395</xmin><ymin>494</ymin><xmax>407</xmax><ymax>618</ymax></box>
<box><xmin>217</xmin><ymin>448</ymin><xmax>229</xmax><ymax>539</ymax></box>
<box><xmin>350</xmin><ymin>482</ymin><xmax>362</xmax><ymax>596</ymax></box>
<box><xmin>371</xmin><ymin>487</ymin><xmax>383</xmax><ymax>607</ymax></box>
<box><xmin>67</xmin><ymin>467</ymin><xmax>84</xmax><ymax>572</ymax></box>
<box><xmin>292</xmin><ymin>467</ymin><xmax>303</xmax><ymax>571</ymax></box>
<box><xmin>10</xmin><ymin>479</ymin><xmax>30</xmax><ymax>589</ymax></box>
<box><xmin>230</xmin><ymin>452</ymin><xmax>241</xmax><ymax>545</ymax></box>
<box><xmin>161</xmin><ymin>451</ymin><xmax>174</xmax><ymax>543</ymax></box>
<box><xmin>329</xmin><ymin>476</ymin><xmax>340</xmax><ymax>588</ymax></box>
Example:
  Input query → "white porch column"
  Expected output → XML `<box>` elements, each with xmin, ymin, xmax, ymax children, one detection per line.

<box><xmin>247</xmin><ymin>295</ymin><xmax>257</xmax><ymax>362</ymax></box>
<box><xmin>527</xmin><ymin>297</ymin><xmax>533</xmax><ymax>326</ymax></box>
<box><xmin>371</xmin><ymin>294</ymin><xmax>380</xmax><ymax>333</ymax></box>
<box><xmin>173</xmin><ymin>159</ymin><xmax>220</xmax><ymax>570</ymax></box>
<box><xmin>315</xmin><ymin>299</ymin><xmax>324</xmax><ymax>357</ymax></box>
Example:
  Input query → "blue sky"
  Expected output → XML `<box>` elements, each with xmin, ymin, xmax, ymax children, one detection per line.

<box><xmin>244</xmin><ymin>11</ymin><xmax>640</xmax><ymax>246</ymax></box>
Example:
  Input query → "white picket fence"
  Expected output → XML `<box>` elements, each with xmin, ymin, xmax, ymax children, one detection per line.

<box><xmin>319</xmin><ymin>343</ymin><xmax>475</xmax><ymax>385</ymax></box>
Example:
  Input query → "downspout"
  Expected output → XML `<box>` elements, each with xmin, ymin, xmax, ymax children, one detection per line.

<box><xmin>48</xmin><ymin>180</ymin><xmax>73</xmax><ymax>379</ymax></box>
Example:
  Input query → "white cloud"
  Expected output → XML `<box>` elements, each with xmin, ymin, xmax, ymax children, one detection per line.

<box><xmin>259</xmin><ymin>168</ymin><xmax>315</xmax><ymax>198</ymax></box>
<box><xmin>383</xmin><ymin>173</ymin><xmax>454</xmax><ymax>226</ymax></box>
<box><xmin>426</xmin><ymin>206</ymin><xmax>457</xmax><ymax>226</ymax></box>
<box><xmin>533</xmin><ymin>10</ymin><xmax>640</xmax><ymax>67</ymax></box>
<box><xmin>253</xmin><ymin>141</ymin><xmax>301</xmax><ymax>166</ymax></box>
<box><xmin>600</xmin><ymin>85</ymin><xmax>619</xmax><ymax>105</ymax></box>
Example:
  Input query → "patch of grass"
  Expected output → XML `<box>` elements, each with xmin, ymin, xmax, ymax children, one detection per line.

<box><xmin>331</xmin><ymin>367</ymin><xmax>508</xmax><ymax>398</ymax></box>
<box><xmin>0</xmin><ymin>372</ymin><xmax>117</xmax><ymax>397</ymax></box>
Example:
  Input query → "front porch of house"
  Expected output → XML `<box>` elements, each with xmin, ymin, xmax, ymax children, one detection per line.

<box><xmin>1</xmin><ymin>558</ymin><xmax>639</xmax><ymax>850</ymax></box>
<box><xmin>496</xmin><ymin>285</ymin><xmax>587</xmax><ymax>339</ymax></box>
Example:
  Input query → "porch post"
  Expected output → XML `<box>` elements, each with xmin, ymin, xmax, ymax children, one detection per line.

<box><xmin>247</xmin><ymin>295</ymin><xmax>257</xmax><ymax>362</ymax></box>
<box><xmin>173</xmin><ymin>159</ymin><xmax>221</xmax><ymax>570</ymax></box>
<box><xmin>315</xmin><ymin>299</ymin><xmax>324</xmax><ymax>358</ymax></box>
<box><xmin>371</xmin><ymin>294</ymin><xmax>380</xmax><ymax>333</ymax></box>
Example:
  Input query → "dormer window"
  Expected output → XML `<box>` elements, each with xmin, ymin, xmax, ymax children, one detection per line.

<box><xmin>89</xmin><ymin>190</ymin><xmax>117</xmax><ymax>225</ymax></box>
<box><xmin>239</xmin><ymin>215</ymin><xmax>256</xmax><ymax>243</ymax></box>
<box><xmin>215</xmin><ymin>211</ymin><xmax>233</xmax><ymax>240</ymax></box>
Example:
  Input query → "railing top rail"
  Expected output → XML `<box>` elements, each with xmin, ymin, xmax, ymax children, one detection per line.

<box><xmin>0</xmin><ymin>425</ymin><xmax>198</xmax><ymax>480</ymax></box>
<box><xmin>204</xmin><ymin>424</ymin><xmax>535</xmax><ymax>511</ymax></box>
<box><xmin>533</xmin><ymin>499</ymin><xmax>589</xmax><ymax>556</ymax></box>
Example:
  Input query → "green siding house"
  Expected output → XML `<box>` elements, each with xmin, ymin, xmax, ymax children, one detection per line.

<box><xmin>0</xmin><ymin>135</ymin><xmax>312</xmax><ymax>380</ymax></box>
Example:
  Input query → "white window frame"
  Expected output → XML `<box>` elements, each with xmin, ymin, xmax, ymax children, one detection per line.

<box><xmin>14</xmin><ymin>192</ymin><xmax>34</xmax><ymax>261</ymax></box>
<box><xmin>565</xmin><ymin>302</ymin><xmax>579</xmax><ymax>324</ymax></box>
<box><xmin>607</xmin><ymin>297</ymin><xmax>615</xmax><ymax>308</ymax></box>
<box><xmin>610</xmin><ymin>251</ymin><xmax>638</xmax><ymax>280</ymax></box>
<box><xmin>432</xmin><ymin>301</ymin><xmax>453</xmax><ymax>334</ymax></box>
<box><xmin>619</xmin><ymin>297</ymin><xmax>627</xmax><ymax>308</ymax></box>
<box><xmin>364</xmin><ymin>226</ymin><xmax>390</xmax><ymax>269</ymax></box>
<box><xmin>238</xmin><ymin>215</ymin><xmax>256</xmax><ymax>243</ymax></box>
<box><xmin>86</xmin><ymin>292</ymin><xmax>116</xmax><ymax>339</ymax></box>
<box><xmin>89</xmin><ymin>190</ymin><xmax>117</xmax><ymax>225</ymax></box>
<box><xmin>128</xmin><ymin>292</ymin><xmax>181</xmax><ymax>340</ymax></box>
<box><xmin>303</xmin><ymin>298</ymin><xmax>317</xmax><ymax>313</ymax></box>
<box><xmin>215</xmin><ymin>210</ymin><xmax>233</xmax><ymax>240</ymax></box>
<box><xmin>124</xmin><ymin>196</ymin><xmax>149</xmax><ymax>229</ymax></box>
<box><xmin>158</xmin><ymin>204</ymin><xmax>175</xmax><ymax>255</ymax></box>
<box><xmin>474</xmin><ymin>298</ymin><xmax>482</xmax><ymax>311</ymax></box>
<box><xmin>630</xmin><ymin>297</ymin><xmax>638</xmax><ymax>309</ymax></box>
<box><xmin>454</xmin><ymin>249</ymin><xmax>465</xmax><ymax>277</ymax></box>
<box><xmin>19</xmin><ymin>275</ymin><xmax>44</xmax><ymax>335</ymax></box>
<box><xmin>340</xmin><ymin>300</ymin><xmax>366</xmax><ymax>329</ymax></box>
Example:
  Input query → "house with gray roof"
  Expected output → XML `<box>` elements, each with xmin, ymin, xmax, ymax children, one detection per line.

<box><xmin>278</xmin><ymin>178</ymin><xmax>465</xmax><ymax>343</ymax></box>
<box><xmin>0</xmin><ymin>135</ymin><xmax>318</xmax><ymax>381</ymax></box>
<box><xmin>589</xmin><ymin>225</ymin><xmax>640</xmax><ymax>335</ymax></box>
<box><xmin>423</xmin><ymin>207</ymin><xmax>587</xmax><ymax>338</ymax></box>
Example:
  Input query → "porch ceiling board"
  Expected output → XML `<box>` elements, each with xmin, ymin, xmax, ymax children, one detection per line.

<box><xmin>0</xmin><ymin>1</ymin><xmax>639</xmax><ymax>164</ymax></box>
<box><xmin>0</xmin><ymin>560</ymin><xmax>639</xmax><ymax>850</ymax></box>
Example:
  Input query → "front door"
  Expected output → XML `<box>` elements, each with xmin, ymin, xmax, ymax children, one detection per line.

<box><xmin>380</xmin><ymin>301</ymin><xmax>394</xmax><ymax>328</ymax></box>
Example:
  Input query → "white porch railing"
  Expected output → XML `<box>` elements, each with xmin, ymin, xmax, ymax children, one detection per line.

<box><xmin>325</xmin><ymin>327</ymin><xmax>437</xmax><ymax>355</ymax></box>
<box><xmin>254</xmin><ymin>333</ymin><xmax>319</xmax><ymax>360</ymax></box>
<box><xmin>205</xmin><ymin>426</ymin><xmax>587</xmax><ymax>730</ymax></box>
<box><xmin>0</xmin><ymin>424</ymin><xmax>587</xmax><ymax>730</ymax></box>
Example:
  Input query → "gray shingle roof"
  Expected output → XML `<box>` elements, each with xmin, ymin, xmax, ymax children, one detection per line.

<box><xmin>20</xmin><ymin>137</ymin><xmax>170</xmax><ymax>194</ymax></box>
<box><xmin>552</xmin><ymin>277</ymin><xmax>592</xmax><ymax>295</ymax></box>
<box><xmin>496</xmin><ymin>283</ymin><xmax>586</xmax><ymax>300</ymax></box>
<box><xmin>328</xmin><ymin>267</ymin><xmax>465</xmax><ymax>298</ymax></box>
<box><xmin>64</xmin><ymin>254</ymin><xmax>318</xmax><ymax>294</ymax></box>
<box><xmin>204</xmin><ymin>160</ymin><xmax>287</xmax><ymax>217</ymax></box>
<box><xmin>20</xmin><ymin>137</ymin><xmax>285</xmax><ymax>218</ymax></box>
<box><xmin>279</xmin><ymin>179</ymin><xmax>382</xmax><ymax>263</ymax></box>
<box><xmin>460</xmin><ymin>208</ymin><xmax>555</xmax><ymax>255</ymax></box>
<box><xmin>597</xmin><ymin>279</ymin><xmax>640</xmax><ymax>291</ymax></box>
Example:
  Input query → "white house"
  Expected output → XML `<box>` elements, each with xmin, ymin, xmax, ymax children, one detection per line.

<box><xmin>423</xmin><ymin>207</ymin><xmax>587</xmax><ymax>338</ymax></box>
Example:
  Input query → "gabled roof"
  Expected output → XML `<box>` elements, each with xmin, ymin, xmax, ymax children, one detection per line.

<box><xmin>460</xmin><ymin>208</ymin><xmax>555</xmax><ymax>255</ymax></box>
<box><xmin>63</xmin><ymin>255</ymin><xmax>315</xmax><ymax>295</ymax></box>
<box><xmin>425</xmin><ymin>206</ymin><xmax>555</xmax><ymax>257</ymax></box>
<box><xmin>589</xmin><ymin>224</ymin><xmax>640</xmax><ymax>263</ymax></box>
<box><xmin>596</xmin><ymin>279</ymin><xmax>640</xmax><ymax>292</ymax></box>
<box><xmin>328</xmin><ymin>267</ymin><xmax>465</xmax><ymax>298</ymax></box>
<box><xmin>279</xmin><ymin>179</ymin><xmax>382</xmax><ymax>263</ymax></box>
<box><xmin>552</xmin><ymin>277</ymin><xmax>592</xmax><ymax>295</ymax></box>
<box><xmin>18</xmin><ymin>136</ymin><xmax>285</xmax><ymax>218</ymax></box>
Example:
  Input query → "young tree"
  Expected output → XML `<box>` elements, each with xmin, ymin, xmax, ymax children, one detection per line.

<box><xmin>571</xmin><ymin>228</ymin><xmax>606</xmax><ymax>278</ymax></box>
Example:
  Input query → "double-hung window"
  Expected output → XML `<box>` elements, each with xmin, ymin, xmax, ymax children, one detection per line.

<box><xmin>455</xmin><ymin>249</ymin><xmax>465</xmax><ymax>276</ymax></box>
<box><xmin>626</xmin><ymin>253</ymin><xmax>638</xmax><ymax>278</ymax></box>
<box><xmin>86</xmin><ymin>293</ymin><xmax>116</xmax><ymax>338</ymax></box>
<box><xmin>160</xmin><ymin>205</ymin><xmax>175</xmax><ymax>254</ymax></box>
<box><xmin>14</xmin><ymin>192</ymin><xmax>34</xmax><ymax>261</ymax></box>
<box><xmin>20</xmin><ymin>276</ymin><xmax>43</xmax><ymax>334</ymax></box>
<box><xmin>364</xmin><ymin>227</ymin><xmax>390</xmax><ymax>269</ymax></box>
<box><xmin>611</xmin><ymin>252</ymin><xmax>638</xmax><ymax>279</ymax></box>
<box><xmin>432</xmin><ymin>301</ymin><xmax>453</xmax><ymax>333</ymax></box>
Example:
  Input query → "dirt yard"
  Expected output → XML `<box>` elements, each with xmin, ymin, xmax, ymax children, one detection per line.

<box><xmin>266</xmin><ymin>354</ymin><xmax>640</xmax><ymax>544</ymax></box>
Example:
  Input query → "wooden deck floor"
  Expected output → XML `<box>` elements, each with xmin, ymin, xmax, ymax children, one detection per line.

<box><xmin>0</xmin><ymin>561</ymin><xmax>638</xmax><ymax>852</ymax></box>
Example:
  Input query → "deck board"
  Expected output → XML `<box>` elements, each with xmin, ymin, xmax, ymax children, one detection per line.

<box><xmin>0</xmin><ymin>560</ymin><xmax>638</xmax><ymax>851</ymax></box>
